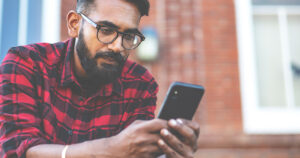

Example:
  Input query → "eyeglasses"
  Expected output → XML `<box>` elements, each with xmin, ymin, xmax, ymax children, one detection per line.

<box><xmin>79</xmin><ymin>12</ymin><xmax>145</xmax><ymax>50</ymax></box>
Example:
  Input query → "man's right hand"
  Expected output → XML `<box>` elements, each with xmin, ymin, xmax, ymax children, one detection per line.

<box><xmin>27</xmin><ymin>119</ymin><xmax>168</xmax><ymax>158</ymax></box>
<box><xmin>85</xmin><ymin>119</ymin><xmax>168</xmax><ymax>158</ymax></box>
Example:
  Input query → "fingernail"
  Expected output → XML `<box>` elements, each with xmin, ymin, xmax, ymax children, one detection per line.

<box><xmin>162</xmin><ymin>129</ymin><xmax>169</xmax><ymax>136</ymax></box>
<box><xmin>177</xmin><ymin>119</ymin><xmax>183</xmax><ymax>124</ymax></box>
<box><xmin>169</xmin><ymin>119</ymin><xmax>177</xmax><ymax>126</ymax></box>
<box><xmin>158</xmin><ymin>139</ymin><xmax>165</xmax><ymax>145</ymax></box>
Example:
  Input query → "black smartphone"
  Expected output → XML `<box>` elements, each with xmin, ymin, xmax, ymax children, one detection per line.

<box><xmin>157</xmin><ymin>82</ymin><xmax>205</xmax><ymax>120</ymax></box>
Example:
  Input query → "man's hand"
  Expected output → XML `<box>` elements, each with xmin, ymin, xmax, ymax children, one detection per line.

<box><xmin>87</xmin><ymin>119</ymin><xmax>168</xmax><ymax>158</ymax></box>
<box><xmin>26</xmin><ymin>119</ymin><xmax>169</xmax><ymax>158</ymax></box>
<box><xmin>27</xmin><ymin>118</ymin><xmax>199</xmax><ymax>158</ymax></box>
<box><xmin>157</xmin><ymin>119</ymin><xmax>200</xmax><ymax>158</ymax></box>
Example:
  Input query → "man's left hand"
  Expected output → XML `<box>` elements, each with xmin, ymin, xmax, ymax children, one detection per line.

<box><xmin>157</xmin><ymin>119</ymin><xmax>200</xmax><ymax>158</ymax></box>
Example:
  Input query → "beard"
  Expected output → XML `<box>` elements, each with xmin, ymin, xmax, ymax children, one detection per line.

<box><xmin>75</xmin><ymin>29</ymin><xmax>127</xmax><ymax>89</ymax></box>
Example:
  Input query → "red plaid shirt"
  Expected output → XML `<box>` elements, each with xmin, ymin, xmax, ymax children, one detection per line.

<box><xmin>0</xmin><ymin>39</ymin><xmax>158</xmax><ymax>158</ymax></box>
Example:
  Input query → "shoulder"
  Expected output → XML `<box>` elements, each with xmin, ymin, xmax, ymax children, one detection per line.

<box><xmin>2</xmin><ymin>40</ymin><xmax>70</xmax><ymax>66</ymax></box>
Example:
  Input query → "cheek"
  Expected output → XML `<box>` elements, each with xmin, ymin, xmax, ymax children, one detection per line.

<box><xmin>123</xmin><ymin>51</ymin><xmax>130</xmax><ymax>57</ymax></box>
<box><xmin>83</xmin><ymin>26</ymin><xmax>106</xmax><ymax>55</ymax></box>
<box><xmin>118</xmin><ymin>49</ymin><xmax>130</xmax><ymax>58</ymax></box>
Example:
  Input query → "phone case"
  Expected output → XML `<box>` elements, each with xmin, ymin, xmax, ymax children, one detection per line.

<box><xmin>157</xmin><ymin>82</ymin><xmax>205</xmax><ymax>120</ymax></box>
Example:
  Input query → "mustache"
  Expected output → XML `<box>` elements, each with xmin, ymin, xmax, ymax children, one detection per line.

<box><xmin>94</xmin><ymin>51</ymin><xmax>126</xmax><ymax>62</ymax></box>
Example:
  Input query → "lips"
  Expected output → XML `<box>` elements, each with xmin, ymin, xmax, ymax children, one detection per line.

<box><xmin>94</xmin><ymin>52</ymin><xmax>125</xmax><ymax>66</ymax></box>
<box><xmin>95</xmin><ymin>56</ymin><xmax>117</xmax><ymax>65</ymax></box>
<box><xmin>104</xmin><ymin>57</ymin><xmax>116</xmax><ymax>62</ymax></box>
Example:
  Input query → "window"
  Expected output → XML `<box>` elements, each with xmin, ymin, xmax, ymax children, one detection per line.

<box><xmin>235</xmin><ymin>0</ymin><xmax>300</xmax><ymax>134</ymax></box>
<box><xmin>0</xmin><ymin>0</ymin><xmax>61</xmax><ymax>62</ymax></box>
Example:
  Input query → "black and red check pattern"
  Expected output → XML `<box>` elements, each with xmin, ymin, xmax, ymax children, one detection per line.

<box><xmin>0</xmin><ymin>38</ymin><xmax>158</xmax><ymax>158</ymax></box>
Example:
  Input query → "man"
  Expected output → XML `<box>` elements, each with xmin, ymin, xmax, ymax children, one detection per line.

<box><xmin>0</xmin><ymin>0</ymin><xmax>199</xmax><ymax>157</ymax></box>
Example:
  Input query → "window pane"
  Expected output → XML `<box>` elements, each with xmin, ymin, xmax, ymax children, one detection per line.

<box><xmin>288</xmin><ymin>15</ymin><xmax>300</xmax><ymax>107</ymax></box>
<box><xmin>27</xmin><ymin>0</ymin><xmax>42</xmax><ymax>44</ymax></box>
<box><xmin>253</xmin><ymin>15</ymin><xmax>287</xmax><ymax>107</ymax></box>
<box><xmin>253</xmin><ymin>0</ymin><xmax>300</xmax><ymax>5</ymax></box>
<box><xmin>0</xmin><ymin>0</ymin><xmax>19</xmax><ymax>61</ymax></box>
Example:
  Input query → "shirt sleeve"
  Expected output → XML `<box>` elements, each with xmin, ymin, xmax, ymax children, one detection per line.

<box><xmin>122</xmin><ymin>77</ymin><xmax>159</xmax><ymax>129</ymax></box>
<box><xmin>0</xmin><ymin>48</ymin><xmax>48</xmax><ymax>158</ymax></box>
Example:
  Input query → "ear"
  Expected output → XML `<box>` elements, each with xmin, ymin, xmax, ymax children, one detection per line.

<box><xmin>67</xmin><ymin>10</ymin><xmax>81</xmax><ymax>38</ymax></box>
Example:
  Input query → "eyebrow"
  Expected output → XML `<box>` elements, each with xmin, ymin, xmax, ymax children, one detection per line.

<box><xmin>97</xmin><ymin>20</ymin><xmax>142</xmax><ymax>35</ymax></box>
<box><xmin>124</xmin><ymin>28</ymin><xmax>142</xmax><ymax>35</ymax></box>
<box><xmin>97</xmin><ymin>21</ymin><xmax>120</xmax><ymax>29</ymax></box>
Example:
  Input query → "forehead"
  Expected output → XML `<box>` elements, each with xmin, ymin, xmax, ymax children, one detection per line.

<box><xmin>88</xmin><ymin>0</ymin><xmax>141</xmax><ymax>29</ymax></box>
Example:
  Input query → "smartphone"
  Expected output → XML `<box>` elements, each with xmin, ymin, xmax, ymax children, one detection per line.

<box><xmin>157</xmin><ymin>82</ymin><xmax>205</xmax><ymax>120</ymax></box>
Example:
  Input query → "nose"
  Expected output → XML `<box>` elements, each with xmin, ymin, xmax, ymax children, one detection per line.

<box><xmin>107</xmin><ymin>35</ymin><xmax>125</xmax><ymax>53</ymax></box>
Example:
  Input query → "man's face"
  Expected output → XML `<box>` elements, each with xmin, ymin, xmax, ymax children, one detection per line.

<box><xmin>75</xmin><ymin>0</ymin><xmax>141</xmax><ymax>86</ymax></box>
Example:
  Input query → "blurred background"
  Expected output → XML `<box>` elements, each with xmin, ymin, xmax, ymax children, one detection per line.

<box><xmin>0</xmin><ymin>0</ymin><xmax>300</xmax><ymax>157</ymax></box>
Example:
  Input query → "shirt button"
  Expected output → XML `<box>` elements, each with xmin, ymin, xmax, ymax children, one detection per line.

<box><xmin>68</xmin><ymin>130</ymin><xmax>73</xmax><ymax>136</ymax></box>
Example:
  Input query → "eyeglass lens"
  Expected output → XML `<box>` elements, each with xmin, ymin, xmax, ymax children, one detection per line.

<box><xmin>97</xmin><ymin>26</ymin><xmax>142</xmax><ymax>49</ymax></box>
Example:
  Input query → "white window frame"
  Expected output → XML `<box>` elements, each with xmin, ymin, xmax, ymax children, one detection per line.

<box><xmin>41</xmin><ymin>0</ymin><xmax>61</xmax><ymax>43</ymax></box>
<box><xmin>18</xmin><ymin>0</ymin><xmax>29</xmax><ymax>45</ymax></box>
<box><xmin>235</xmin><ymin>0</ymin><xmax>300</xmax><ymax>134</ymax></box>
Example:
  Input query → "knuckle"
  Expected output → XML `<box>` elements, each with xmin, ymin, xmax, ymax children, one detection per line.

<box><xmin>176</xmin><ymin>144</ymin><xmax>186</xmax><ymax>154</ymax></box>
<box><xmin>161</xmin><ymin>144</ymin><xmax>170</xmax><ymax>153</ymax></box>
<box><xmin>135</xmin><ymin>137</ymin><xmax>148</xmax><ymax>146</ymax></box>
<box><xmin>194</xmin><ymin>123</ymin><xmax>200</xmax><ymax>131</ymax></box>
<box><xmin>177</xmin><ymin>142</ymin><xmax>184</xmax><ymax>149</ymax></box>
<box><xmin>190</xmin><ymin>121</ymin><xmax>199</xmax><ymax>129</ymax></box>
<box><xmin>187</xmin><ymin>129</ymin><xmax>195</xmax><ymax>138</ymax></box>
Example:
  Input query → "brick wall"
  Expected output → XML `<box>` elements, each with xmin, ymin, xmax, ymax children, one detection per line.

<box><xmin>60</xmin><ymin>0</ymin><xmax>300</xmax><ymax>157</ymax></box>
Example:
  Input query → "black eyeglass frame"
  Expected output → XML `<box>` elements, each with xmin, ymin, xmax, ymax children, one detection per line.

<box><xmin>78</xmin><ymin>12</ymin><xmax>145</xmax><ymax>50</ymax></box>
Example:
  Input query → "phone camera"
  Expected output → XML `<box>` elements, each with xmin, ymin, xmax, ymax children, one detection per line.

<box><xmin>171</xmin><ymin>91</ymin><xmax>178</xmax><ymax>100</ymax></box>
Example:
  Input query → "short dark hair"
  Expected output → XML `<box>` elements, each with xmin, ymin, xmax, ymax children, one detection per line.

<box><xmin>76</xmin><ymin>0</ymin><xmax>150</xmax><ymax>16</ymax></box>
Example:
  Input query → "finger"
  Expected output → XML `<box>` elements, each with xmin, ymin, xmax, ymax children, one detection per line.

<box><xmin>132</xmin><ymin>133</ymin><xmax>163</xmax><ymax>156</ymax></box>
<box><xmin>177</xmin><ymin>119</ymin><xmax>200</xmax><ymax>136</ymax></box>
<box><xmin>157</xmin><ymin>139</ymin><xmax>181</xmax><ymax>158</ymax></box>
<box><xmin>141</xmin><ymin>133</ymin><xmax>162</xmax><ymax>145</ymax></box>
<box><xmin>139</xmin><ymin>119</ymin><xmax>168</xmax><ymax>132</ymax></box>
<box><xmin>160</xmin><ymin>128</ymin><xmax>193</xmax><ymax>157</ymax></box>
<box><xmin>168</xmin><ymin>119</ymin><xmax>198</xmax><ymax>148</ymax></box>
<box><xmin>145</xmin><ymin>143</ymin><xmax>164</xmax><ymax>157</ymax></box>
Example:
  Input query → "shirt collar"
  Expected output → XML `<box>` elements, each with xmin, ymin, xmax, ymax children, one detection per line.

<box><xmin>58</xmin><ymin>38</ymin><xmax>124</xmax><ymax>97</ymax></box>
<box><xmin>59</xmin><ymin>38</ymin><xmax>77</xmax><ymax>88</ymax></box>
